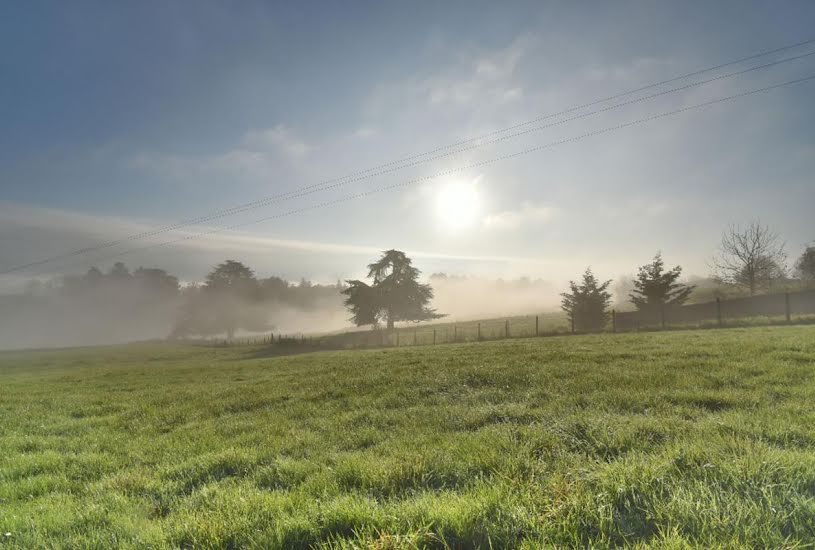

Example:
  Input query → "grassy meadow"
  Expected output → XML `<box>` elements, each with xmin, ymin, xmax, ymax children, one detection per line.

<box><xmin>2</xmin><ymin>326</ymin><xmax>815</xmax><ymax>548</ymax></box>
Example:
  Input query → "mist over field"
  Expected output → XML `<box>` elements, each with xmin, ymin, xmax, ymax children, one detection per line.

<box><xmin>0</xmin><ymin>270</ymin><xmax>572</xmax><ymax>350</ymax></box>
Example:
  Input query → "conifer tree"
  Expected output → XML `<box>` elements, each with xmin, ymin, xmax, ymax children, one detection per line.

<box><xmin>343</xmin><ymin>250</ymin><xmax>442</xmax><ymax>328</ymax></box>
<box><xmin>629</xmin><ymin>253</ymin><xmax>694</xmax><ymax>311</ymax></box>
<box><xmin>560</xmin><ymin>268</ymin><xmax>612</xmax><ymax>332</ymax></box>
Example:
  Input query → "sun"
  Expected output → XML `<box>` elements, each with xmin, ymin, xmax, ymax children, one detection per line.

<box><xmin>435</xmin><ymin>179</ymin><xmax>481</xmax><ymax>230</ymax></box>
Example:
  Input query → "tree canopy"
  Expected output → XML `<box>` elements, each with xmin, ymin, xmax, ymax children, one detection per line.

<box><xmin>561</xmin><ymin>268</ymin><xmax>612</xmax><ymax>332</ymax></box>
<box><xmin>343</xmin><ymin>250</ymin><xmax>441</xmax><ymax>329</ymax></box>
<box><xmin>174</xmin><ymin>260</ymin><xmax>268</xmax><ymax>339</ymax></box>
<box><xmin>629</xmin><ymin>253</ymin><xmax>694</xmax><ymax>311</ymax></box>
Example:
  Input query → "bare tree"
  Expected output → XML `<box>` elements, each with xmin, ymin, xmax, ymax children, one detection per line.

<box><xmin>712</xmin><ymin>221</ymin><xmax>786</xmax><ymax>295</ymax></box>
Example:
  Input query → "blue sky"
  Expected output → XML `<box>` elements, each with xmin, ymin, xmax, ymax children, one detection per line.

<box><xmin>1</xmin><ymin>1</ymin><xmax>814</xmax><ymax>289</ymax></box>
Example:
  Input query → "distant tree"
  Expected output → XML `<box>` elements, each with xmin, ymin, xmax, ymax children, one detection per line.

<box><xmin>260</xmin><ymin>276</ymin><xmax>290</xmax><ymax>300</ymax></box>
<box><xmin>133</xmin><ymin>267</ymin><xmax>179</xmax><ymax>296</ymax></box>
<box><xmin>343</xmin><ymin>249</ymin><xmax>441</xmax><ymax>329</ymax></box>
<box><xmin>712</xmin><ymin>221</ymin><xmax>787</xmax><ymax>295</ymax></box>
<box><xmin>629</xmin><ymin>253</ymin><xmax>694</xmax><ymax>312</ymax></box>
<box><xmin>108</xmin><ymin>262</ymin><xmax>131</xmax><ymax>280</ymax></box>
<box><xmin>83</xmin><ymin>266</ymin><xmax>104</xmax><ymax>287</ymax></box>
<box><xmin>174</xmin><ymin>260</ymin><xmax>268</xmax><ymax>339</ymax></box>
<box><xmin>171</xmin><ymin>284</ymin><xmax>208</xmax><ymax>339</ymax></box>
<box><xmin>561</xmin><ymin>268</ymin><xmax>612</xmax><ymax>332</ymax></box>
<box><xmin>204</xmin><ymin>260</ymin><xmax>257</xmax><ymax>293</ymax></box>
<box><xmin>794</xmin><ymin>245</ymin><xmax>815</xmax><ymax>282</ymax></box>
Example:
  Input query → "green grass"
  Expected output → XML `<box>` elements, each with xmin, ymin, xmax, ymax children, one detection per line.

<box><xmin>2</xmin><ymin>326</ymin><xmax>815</xmax><ymax>548</ymax></box>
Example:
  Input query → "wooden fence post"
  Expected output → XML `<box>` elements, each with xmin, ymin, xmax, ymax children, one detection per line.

<box><xmin>454</xmin><ymin>325</ymin><xmax>457</xmax><ymax>342</ymax></box>
<box><xmin>612</xmin><ymin>309</ymin><xmax>616</xmax><ymax>333</ymax></box>
<box><xmin>433</xmin><ymin>329</ymin><xmax>436</xmax><ymax>345</ymax></box>
<box><xmin>505</xmin><ymin>319</ymin><xmax>510</xmax><ymax>338</ymax></box>
<box><xmin>571</xmin><ymin>315</ymin><xmax>575</xmax><ymax>334</ymax></box>
<box><xmin>785</xmin><ymin>292</ymin><xmax>791</xmax><ymax>322</ymax></box>
<box><xmin>535</xmin><ymin>315</ymin><xmax>539</xmax><ymax>336</ymax></box>
<box><xmin>396</xmin><ymin>331</ymin><xmax>400</xmax><ymax>347</ymax></box>
<box><xmin>716</xmin><ymin>297</ymin><xmax>722</xmax><ymax>327</ymax></box>
<box><xmin>477</xmin><ymin>323</ymin><xmax>481</xmax><ymax>341</ymax></box>
<box><xmin>414</xmin><ymin>330</ymin><xmax>417</xmax><ymax>346</ymax></box>
<box><xmin>660</xmin><ymin>303</ymin><xmax>666</xmax><ymax>329</ymax></box>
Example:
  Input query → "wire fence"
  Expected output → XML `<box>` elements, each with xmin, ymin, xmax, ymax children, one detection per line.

<box><xmin>191</xmin><ymin>288</ymin><xmax>815</xmax><ymax>352</ymax></box>
<box><xmin>613</xmin><ymin>288</ymin><xmax>815</xmax><ymax>331</ymax></box>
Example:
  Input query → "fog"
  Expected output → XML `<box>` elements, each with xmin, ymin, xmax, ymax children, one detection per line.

<box><xmin>428</xmin><ymin>274</ymin><xmax>560</xmax><ymax>321</ymax></box>
<box><xmin>0</xmin><ymin>282</ymin><xmax>182</xmax><ymax>350</ymax></box>
<box><xmin>0</xmin><ymin>266</ymin><xmax>573</xmax><ymax>350</ymax></box>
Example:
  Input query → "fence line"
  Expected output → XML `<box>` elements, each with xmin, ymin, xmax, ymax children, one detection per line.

<box><xmin>192</xmin><ymin>288</ymin><xmax>815</xmax><ymax>351</ymax></box>
<box><xmin>614</xmin><ymin>288</ymin><xmax>815</xmax><ymax>332</ymax></box>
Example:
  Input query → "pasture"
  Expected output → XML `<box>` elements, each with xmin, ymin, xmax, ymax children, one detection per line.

<box><xmin>2</xmin><ymin>326</ymin><xmax>815</xmax><ymax>548</ymax></box>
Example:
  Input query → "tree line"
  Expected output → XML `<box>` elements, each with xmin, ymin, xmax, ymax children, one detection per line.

<box><xmin>19</xmin><ymin>260</ymin><xmax>345</xmax><ymax>340</ymax></box>
<box><xmin>12</xmin><ymin>221</ymin><xmax>815</xmax><ymax>340</ymax></box>
<box><xmin>561</xmin><ymin>222</ymin><xmax>815</xmax><ymax>332</ymax></box>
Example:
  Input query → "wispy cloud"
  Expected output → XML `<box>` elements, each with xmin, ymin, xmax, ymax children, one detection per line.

<box><xmin>129</xmin><ymin>124</ymin><xmax>313</xmax><ymax>184</ymax></box>
<box><xmin>243</xmin><ymin>124</ymin><xmax>312</xmax><ymax>157</ymax></box>
<box><xmin>0</xmin><ymin>202</ymin><xmax>573</xmax><ymax>288</ymax></box>
<box><xmin>483</xmin><ymin>201</ymin><xmax>559</xmax><ymax>230</ymax></box>
<box><xmin>363</xmin><ymin>34</ymin><xmax>533</xmax><ymax>117</ymax></box>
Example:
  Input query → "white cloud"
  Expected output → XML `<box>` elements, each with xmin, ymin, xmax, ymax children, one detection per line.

<box><xmin>130</xmin><ymin>124</ymin><xmax>312</xmax><ymax>185</ymax></box>
<box><xmin>243</xmin><ymin>124</ymin><xmax>312</xmax><ymax>157</ymax></box>
<box><xmin>363</xmin><ymin>34</ymin><xmax>533</xmax><ymax>116</ymax></box>
<box><xmin>483</xmin><ymin>201</ymin><xmax>558</xmax><ymax>230</ymax></box>
<box><xmin>351</xmin><ymin>126</ymin><xmax>377</xmax><ymax>139</ymax></box>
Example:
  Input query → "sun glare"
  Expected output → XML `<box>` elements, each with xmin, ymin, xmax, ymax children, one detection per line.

<box><xmin>435</xmin><ymin>179</ymin><xmax>480</xmax><ymax>230</ymax></box>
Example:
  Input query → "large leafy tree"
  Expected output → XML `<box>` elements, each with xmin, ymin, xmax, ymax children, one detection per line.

<box><xmin>133</xmin><ymin>267</ymin><xmax>180</xmax><ymax>296</ymax></box>
<box><xmin>343</xmin><ymin>250</ymin><xmax>441</xmax><ymax>329</ymax></box>
<box><xmin>561</xmin><ymin>268</ymin><xmax>612</xmax><ymax>332</ymax></box>
<box><xmin>630</xmin><ymin>253</ymin><xmax>694</xmax><ymax>311</ymax></box>
<box><xmin>175</xmin><ymin>260</ymin><xmax>268</xmax><ymax>339</ymax></box>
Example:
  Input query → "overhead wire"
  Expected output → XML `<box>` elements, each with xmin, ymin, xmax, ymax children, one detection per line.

<box><xmin>2</xmin><ymin>38</ymin><xmax>814</xmax><ymax>275</ymax></box>
<box><xmin>60</xmin><ymin>73</ymin><xmax>815</xmax><ymax>271</ymax></box>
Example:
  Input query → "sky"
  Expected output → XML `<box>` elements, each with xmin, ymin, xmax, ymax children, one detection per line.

<box><xmin>1</xmin><ymin>1</ymin><xmax>814</xmax><ymax>291</ymax></box>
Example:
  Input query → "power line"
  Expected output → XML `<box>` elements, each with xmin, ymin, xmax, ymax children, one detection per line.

<box><xmin>65</xmin><ymin>73</ymin><xmax>815</xmax><ymax>271</ymax></box>
<box><xmin>4</xmin><ymin>41</ymin><xmax>814</xmax><ymax>275</ymax></box>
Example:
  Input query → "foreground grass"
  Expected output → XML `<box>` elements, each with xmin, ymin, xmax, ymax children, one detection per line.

<box><xmin>1</xmin><ymin>327</ymin><xmax>815</xmax><ymax>548</ymax></box>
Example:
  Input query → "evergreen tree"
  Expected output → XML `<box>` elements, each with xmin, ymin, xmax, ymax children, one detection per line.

<box><xmin>560</xmin><ymin>268</ymin><xmax>612</xmax><ymax>332</ymax></box>
<box><xmin>343</xmin><ymin>250</ymin><xmax>441</xmax><ymax>328</ymax></box>
<box><xmin>630</xmin><ymin>253</ymin><xmax>694</xmax><ymax>311</ymax></box>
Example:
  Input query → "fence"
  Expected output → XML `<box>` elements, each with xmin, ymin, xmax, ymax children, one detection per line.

<box><xmin>614</xmin><ymin>288</ymin><xmax>815</xmax><ymax>331</ymax></box>
<box><xmin>195</xmin><ymin>289</ymin><xmax>815</xmax><ymax>352</ymax></box>
<box><xmin>199</xmin><ymin>313</ymin><xmax>570</xmax><ymax>351</ymax></box>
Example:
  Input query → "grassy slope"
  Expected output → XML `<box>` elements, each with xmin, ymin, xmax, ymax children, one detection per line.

<box><xmin>1</xmin><ymin>327</ymin><xmax>815</xmax><ymax>549</ymax></box>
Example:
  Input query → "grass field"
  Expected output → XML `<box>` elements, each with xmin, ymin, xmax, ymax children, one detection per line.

<box><xmin>2</xmin><ymin>326</ymin><xmax>815</xmax><ymax>548</ymax></box>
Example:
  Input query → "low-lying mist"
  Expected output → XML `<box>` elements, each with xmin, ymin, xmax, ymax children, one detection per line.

<box><xmin>0</xmin><ymin>266</ymin><xmax>570</xmax><ymax>350</ymax></box>
<box><xmin>428</xmin><ymin>274</ymin><xmax>561</xmax><ymax>320</ymax></box>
